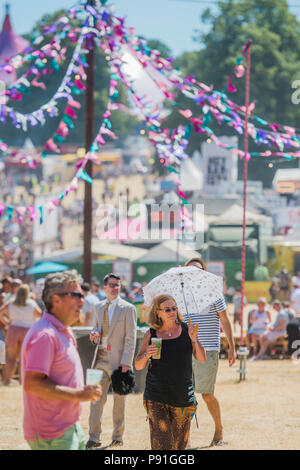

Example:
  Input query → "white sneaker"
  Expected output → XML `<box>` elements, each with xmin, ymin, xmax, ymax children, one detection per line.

<box><xmin>249</xmin><ymin>356</ymin><xmax>257</xmax><ymax>362</ymax></box>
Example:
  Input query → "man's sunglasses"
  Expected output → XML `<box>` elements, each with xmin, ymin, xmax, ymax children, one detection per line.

<box><xmin>58</xmin><ymin>291</ymin><xmax>85</xmax><ymax>300</ymax></box>
<box><xmin>159</xmin><ymin>306</ymin><xmax>178</xmax><ymax>313</ymax></box>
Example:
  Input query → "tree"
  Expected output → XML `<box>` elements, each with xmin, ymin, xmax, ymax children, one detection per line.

<box><xmin>0</xmin><ymin>9</ymin><xmax>137</xmax><ymax>150</ymax></box>
<box><xmin>168</xmin><ymin>0</ymin><xmax>300</xmax><ymax>186</ymax></box>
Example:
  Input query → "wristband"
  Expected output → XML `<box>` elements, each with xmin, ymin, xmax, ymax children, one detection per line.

<box><xmin>192</xmin><ymin>341</ymin><xmax>198</xmax><ymax>344</ymax></box>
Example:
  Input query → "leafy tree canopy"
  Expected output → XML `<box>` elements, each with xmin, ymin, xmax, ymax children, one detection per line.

<box><xmin>168</xmin><ymin>0</ymin><xmax>300</xmax><ymax>186</ymax></box>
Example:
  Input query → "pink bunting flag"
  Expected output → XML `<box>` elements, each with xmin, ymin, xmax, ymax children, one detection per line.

<box><xmin>156</xmin><ymin>82</ymin><xmax>168</xmax><ymax>91</ymax></box>
<box><xmin>57</xmin><ymin>121</ymin><xmax>69</xmax><ymax>138</ymax></box>
<box><xmin>270</xmin><ymin>123</ymin><xmax>280</xmax><ymax>133</ymax></box>
<box><xmin>28</xmin><ymin>160</ymin><xmax>37</xmax><ymax>169</ymax></box>
<box><xmin>177</xmin><ymin>189</ymin><xmax>189</xmax><ymax>200</ymax></box>
<box><xmin>86</xmin><ymin>152</ymin><xmax>101</xmax><ymax>165</ymax></box>
<box><xmin>31</xmin><ymin>79</ymin><xmax>47</xmax><ymax>90</ymax></box>
<box><xmin>101</xmin><ymin>128</ymin><xmax>118</xmax><ymax>140</ymax></box>
<box><xmin>16</xmin><ymin>207</ymin><xmax>27</xmax><ymax>222</ymax></box>
<box><xmin>96</xmin><ymin>134</ymin><xmax>106</xmax><ymax>145</ymax></box>
<box><xmin>0</xmin><ymin>142</ymin><xmax>8</xmax><ymax>151</ymax></box>
<box><xmin>51</xmin><ymin>198</ymin><xmax>60</xmax><ymax>207</ymax></box>
<box><xmin>27</xmin><ymin>207</ymin><xmax>36</xmax><ymax>221</ymax></box>
<box><xmin>68</xmin><ymin>99</ymin><xmax>81</xmax><ymax>109</ymax></box>
<box><xmin>65</xmin><ymin>106</ymin><xmax>77</xmax><ymax>119</ymax></box>
<box><xmin>227</xmin><ymin>74</ymin><xmax>237</xmax><ymax>92</ymax></box>
<box><xmin>69</xmin><ymin>178</ymin><xmax>78</xmax><ymax>192</ymax></box>
<box><xmin>283</xmin><ymin>126</ymin><xmax>296</xmax><ymax>136</ymax></box>
<box><xmin>235</xmin><ymin>64</ymin><xmax>245</xmax><ymax>78</ymax></box>
<box><xmin>178</xmin><ymin>109</ymin><xmax>193</xmax><ymax>119</ymax></box>
<box><xmin>198</xmin><ymin>82</ymin><xmax>213</xmax><ymax>93</ymax></box>
<box><xmin>164</xmin><ymin>91</ymin><xmax>176</xmax><ymax>100</ymax></box>
<box><xmin>0</xmin><ymin>204</ymin><xmax>5</xmax><ymax>217</ymax></box>
<box><xmin>44</xmin><ymin>138</ymin><xmax>60</xmax><ymax>153</ymax></box>
<box><xmin>75</xmin><ymin>79</ymin><xmax>86</xmax><ymax>90</ymax></box>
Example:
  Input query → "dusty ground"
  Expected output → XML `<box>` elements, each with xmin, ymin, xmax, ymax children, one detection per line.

<box><xmin>1</xmin><ymin>358</ymin><xmax>300</xmax><ymax>451</ymax></box>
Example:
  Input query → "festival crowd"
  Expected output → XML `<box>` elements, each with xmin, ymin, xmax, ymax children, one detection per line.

<box><xmin>0</xmin><ymin>261</ymin><xmax>299</xmax><ymax>451</ymax></box>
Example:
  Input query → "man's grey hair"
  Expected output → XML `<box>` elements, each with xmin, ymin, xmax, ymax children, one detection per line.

<box><xmin>42</xmin><ymin>270</ymin><xmax>83</xmax><ymax>313</ymax></box>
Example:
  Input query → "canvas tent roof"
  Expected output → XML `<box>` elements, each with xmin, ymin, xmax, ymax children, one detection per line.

<box><xmin>36</xmin><ymin>240</ymin><xmax>147</xmax><ymax>263</ymax></box>
<box><xmin>0</xmin><ymin>5</ymin><xmax>29</xmax><ymax>84</ymax></box>
<box><xmin>135</xmin><ymin>239</ymin><xmax>200</xmax><ymax>263</ymax></box>
<box><xmin>209</xmin><ymin>204</ymin><xmax>271</xmax><ymax>225</ymax></box>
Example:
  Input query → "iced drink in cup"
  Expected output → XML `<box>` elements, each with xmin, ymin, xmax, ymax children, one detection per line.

<box><xmin>151</xmin><ymin>337</ymin><xmax>162</xmax><ymax>359</ymax></box>
<box><xmin>86</xmin><ymin>368</ymin><xmax>103</xmax><ymax>385</ymax></box>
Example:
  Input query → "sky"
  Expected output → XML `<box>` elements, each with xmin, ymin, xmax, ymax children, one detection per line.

<box><xmin>1</xmin><ymin>0</ymin><xmax>300</xmax><ymax>56</ymax></box>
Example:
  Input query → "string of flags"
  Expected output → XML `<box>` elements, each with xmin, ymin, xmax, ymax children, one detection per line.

<box><xmin>1</xmin><ymin>0</ymin><xmax>299</xmax><ymax>226</ymax></box>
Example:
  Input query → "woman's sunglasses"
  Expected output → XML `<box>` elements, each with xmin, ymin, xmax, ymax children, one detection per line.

<box><xmin>159</xmin><ymin>306</ymin><xmax>178</xmax><ymax>313</ymax></box>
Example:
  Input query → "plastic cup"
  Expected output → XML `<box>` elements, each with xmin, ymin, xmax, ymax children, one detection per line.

<box><xmin>151</xmin><ymin>338</ymin><xmax>162</xmax><ymax>359</ymax></box>
<box><xmin>86</xmin><ymin>368</ymin><xmax>103</xmax><ymax>385</ymax></box>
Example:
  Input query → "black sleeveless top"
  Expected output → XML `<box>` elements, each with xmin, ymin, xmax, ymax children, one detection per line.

<box><xmin>143</xmin><ymin>323</ymin><xmax>197</xmax><ymax>408</ymax></box>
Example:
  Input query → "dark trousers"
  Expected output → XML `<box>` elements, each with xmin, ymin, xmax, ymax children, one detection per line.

<box><xmin>287</xmin><ymin>319</ymin><xmax>300</xmax><ymax>355</ymax></box>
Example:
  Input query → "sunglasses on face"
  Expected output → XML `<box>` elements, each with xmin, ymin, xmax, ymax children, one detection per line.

<box><xmin>159</xmin><ymin>306</ymin><xmax>178</xmax><ymax>313</ymax></box>
<box><xmin>58</xmin><ymin>291</ymin><xmax>85</xmax><ymax>300</ymax></box>
<box><xmin>107</xmin><ymin>283</ymin><xmax>120</xmax><ymax>288</ymax></box>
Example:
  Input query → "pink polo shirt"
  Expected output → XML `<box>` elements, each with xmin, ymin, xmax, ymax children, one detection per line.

<box><xmin>21</xmin><ymin>312</ymin><xmax>84</xmax><ymax>441</ymax></box>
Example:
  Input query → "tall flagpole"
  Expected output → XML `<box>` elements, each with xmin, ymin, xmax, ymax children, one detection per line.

<box><xmin>83</xmin><ymin>0</ymin><xmax>95</xmax><ymax>284</ymax></box>
<box><xmin>240</xmin><ymin>39</ymin><xmax>252</xmax><ymax>346</ymax></box>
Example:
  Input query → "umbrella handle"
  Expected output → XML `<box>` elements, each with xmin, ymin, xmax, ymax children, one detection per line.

<box><xmin>90</xmin><ymin>343</ymin><xmax>99</xmax><ymax>369</ymax></box>
<box><xmin>180</xmin><ymin>275</ymin><xmax>189</xmax><ymax>316</ymax></box>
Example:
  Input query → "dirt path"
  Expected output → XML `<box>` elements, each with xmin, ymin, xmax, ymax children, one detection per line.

<box><xmin>1</xmin><ymin>359</ymin><xmax>299</xmax><ymax>450</ymax></box>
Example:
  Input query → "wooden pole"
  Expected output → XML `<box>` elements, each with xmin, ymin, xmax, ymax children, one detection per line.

<box><xmin>240</xmin><ymin>39</ymin><xmax>252</xmax><ymax>346</ymax></box>
<box><xmin>83</xmin><ymin>0</ymin><xmax>95</xmax><ymax>284</ymax></box>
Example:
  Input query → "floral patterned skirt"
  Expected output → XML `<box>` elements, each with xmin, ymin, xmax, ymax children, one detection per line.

<box><xmin>143</xmin><ymin>399</ymin><xmax>197</xmax><ymax>450</ymax></box>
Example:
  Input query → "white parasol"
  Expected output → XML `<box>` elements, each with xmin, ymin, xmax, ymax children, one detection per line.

<box><xmin>143</xmin><ymin>266</ymin><xmax>223</xmax><ymax>316</ymax></box>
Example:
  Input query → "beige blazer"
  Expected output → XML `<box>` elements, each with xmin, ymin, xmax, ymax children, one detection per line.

<box><xmin>94</xmin><ymin>297</ymin><xmax>137</xmax><ymax>371</ymax></box>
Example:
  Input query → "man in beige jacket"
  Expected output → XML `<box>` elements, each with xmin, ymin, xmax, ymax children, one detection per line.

<box><xmin>86</xmin><ymin>274</ymin><xmax>137</xmax><ymax>449</ymax></box>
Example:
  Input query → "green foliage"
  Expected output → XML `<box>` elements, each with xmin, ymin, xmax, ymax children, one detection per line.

<box><xmin>0</xmin><ymin>9</ymin><xmax>137</xmax><ymax>149</ymax></box>
<box><xmin>169</xmin><ymin>0</ymin><xmax>300</xmax><ymax>186</ymax></box>
<box><xmin>146</xmin><ymin>39</ymin><xmax>172</xmax><ymax>58</ymax></box>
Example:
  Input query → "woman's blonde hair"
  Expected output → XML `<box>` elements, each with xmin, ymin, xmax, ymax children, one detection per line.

<box><xmin>184</xmin><ymin>257</ymin><xmax>207</xmax><ymax>271</ymax></box>
<box><xmin>147</xmin><ymin>294</ymin><xmax>183</xmax><ymax>330</ymax></box>
<box><xmin>14</xmin><ymin>284</ymin><xmax>30</xmax><ymax>307</ymax></box>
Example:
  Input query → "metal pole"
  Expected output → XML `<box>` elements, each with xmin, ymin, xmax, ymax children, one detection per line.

<box><xmin>240</xmin><ymin>39</ymin><xmax>252</xmax><ymax>347</ymax></box>
<box><xmin>83</xmin><ymin>0</ymin><xmax>95</xmax><ymax>284</ymax></box>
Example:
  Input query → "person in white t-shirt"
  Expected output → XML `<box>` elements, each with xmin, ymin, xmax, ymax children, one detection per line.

<box><xmin>290</xmin><ymin>284</ymin><xmax>300</xmax><ymax>315</ymax></box>
<box><xmin>0</xmin><ymin>284</ymin><xmax>42</xmax><ymax>385</ymax></box>
<box><xmin>81</xmin><ymin>282</ymin><xmax>101</xmax><ymax>327</ymax></box>
<box><xmin>183</xmin><ymin>257</ymin><xmax>236</xmax><ymax>448</ymax></box>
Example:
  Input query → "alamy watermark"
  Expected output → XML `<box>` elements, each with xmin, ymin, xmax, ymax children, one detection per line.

<box><xmin>291</xmin><ymin>80</ymin><xmax>300</xmax><ymax>104</ymax></box>
<box><xmin>291</xmin><ymin>340</ymin><xmax>300</xmax><ymax>364</ymax></box>
<box><xmin>0</xmin><ymin>79</ymin><xmax>5</xmax><ymax>105</ymax></box>
<box><xmin>95</xmin><ymin>196</ymin><xmax>205</xmax><ymax>250</ymax></box>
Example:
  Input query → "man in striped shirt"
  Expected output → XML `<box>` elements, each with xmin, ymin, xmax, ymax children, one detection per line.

<box><xmin>184</xmin><ymin>258</ymin><xmax>236</xmax><ymax>447</ymax></box>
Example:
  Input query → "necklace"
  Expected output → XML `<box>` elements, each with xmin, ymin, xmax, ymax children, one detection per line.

<box><xmin>161</xmin><ymin>326</ymin><xmax>177</xmax><ymax>337</ymax></box>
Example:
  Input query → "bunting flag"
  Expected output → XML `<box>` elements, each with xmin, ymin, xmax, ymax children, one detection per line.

<box><xmin>2</xmin><ymin>1</ymin><xmax>300</xmax><ymax>225</ymax></box>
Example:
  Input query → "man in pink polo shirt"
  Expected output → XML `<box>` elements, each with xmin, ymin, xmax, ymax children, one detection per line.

<box><xmin>21</xmin><ymin>270</ymin><xmax>102</xmax><ymax>450</ymax></box>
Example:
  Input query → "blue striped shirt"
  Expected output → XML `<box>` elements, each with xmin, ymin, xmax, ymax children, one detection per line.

<box><xmin>184</xmin><ymin>296</ymin><xmax>226</xmax><ymax>352</ymax></box>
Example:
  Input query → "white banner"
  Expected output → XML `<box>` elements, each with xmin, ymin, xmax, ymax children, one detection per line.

<box><xmin>272</xmin><ymin>206</ymin><xmax>300</xmax><ymax>232</ymax></box>
<box><xmin>201</xmin><ymin>136</ymin><xmax>238</xmax><ymax>195</ymax></box>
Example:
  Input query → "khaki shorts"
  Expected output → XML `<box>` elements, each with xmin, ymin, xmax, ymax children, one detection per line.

<box><xmin>192</xmin><ymin>350</ymin><xmax>219</xmax><ymax>394</ymax></box>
